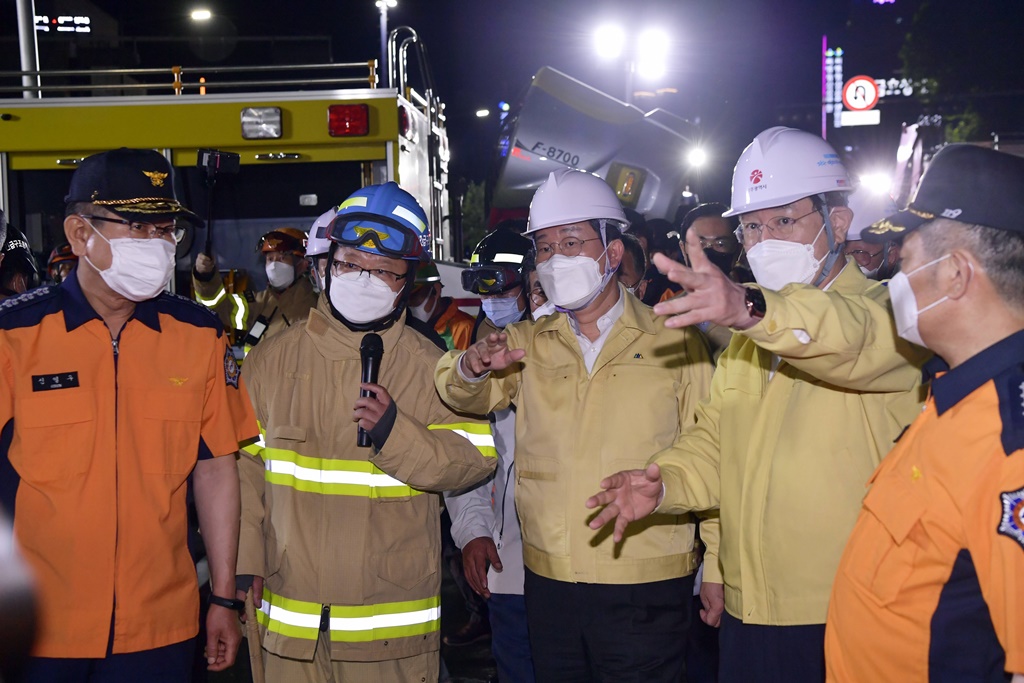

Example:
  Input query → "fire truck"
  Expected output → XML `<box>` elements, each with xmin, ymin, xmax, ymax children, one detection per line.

<box><xmin>0</xmin><ymin>27</ymin><xmax>468</xmax><ymax>297</ymax></box>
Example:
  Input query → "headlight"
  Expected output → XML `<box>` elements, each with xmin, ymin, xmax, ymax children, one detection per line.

<box><xmin>241</xmin><ymin>107</ymin><xmax>283</xmax><ymax>140</ymax></box>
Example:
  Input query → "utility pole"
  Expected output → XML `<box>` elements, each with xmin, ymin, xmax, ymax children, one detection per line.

<box><xmin>16</xmin><ymin>0</ymin><xmax>41</xmax><ymax>98</ymax></box>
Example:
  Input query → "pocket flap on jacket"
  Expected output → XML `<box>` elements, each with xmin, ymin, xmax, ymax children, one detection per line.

<box><xmin>16</xmin><ymin>391</ymin><xmax>95</xmax><ymax>428</ymax></box>
<box><xmin>517</xmin><ymin>456</ymin><xmax>560</xmax><ymax>481</ymax></box>
<box><xmin>270</xmin><ymin>425</ymin><xmax>307</xmax><ymax>442</ymax></box>
<box><xmin>378</xmin><ymin>549</ymin><xmax>437</xmax><ymax>591</ymax></box>
<box><xmin>863</xmin><ymin>478</ymin><xmax>926</xmax><ymax>545</ymax></box>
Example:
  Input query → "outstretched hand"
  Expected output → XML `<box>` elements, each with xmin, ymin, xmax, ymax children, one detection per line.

<box><xmin>652</xmin><ymin>229</ymin><xmax>755</xmax><ymax>330</ymax></box>
<box><xmin>460</xmin><ymin>332</ymin><xmax>526</xmax><ymax>378</ymax></box>
<box><xmin>585</xmin><ymin>463</ymin><xmax>664</xmax><ymax>543</ymax></box>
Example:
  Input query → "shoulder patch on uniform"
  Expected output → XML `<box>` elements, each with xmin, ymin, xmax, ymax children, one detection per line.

<box><xmin>0</xmin><ymin>286</ymin><xmax>60</xmax><ymax>330</ymax></box>
<box><xmin>224</xmin><ymin>346</ymin><xmax>240</xmax><ymax>388</ymax></box>
<box><xmin>157</xmin><ymin>292</ymin><xmax>225</xmax><ymax>336</ymax></box>
<box><xmin>995</xmin><ymin>371</ymin><xmax>1024</xmax><ymax>456</ymax></box>
<box><xmin>998</xmin><ymin>485</ymin><xmax>1024</xmax><ymax>551</ymax></box>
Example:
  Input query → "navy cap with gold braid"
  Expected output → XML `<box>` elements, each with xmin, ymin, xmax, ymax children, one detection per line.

<box><xmin>64</xmin><ymin>148</ymin><xmax>203</xmax><ymax>227</ymax></box>
<box><xmin>865</xmin><ymin>144</ymin><xmax>1024</xmax><ymax>243</ymax></box>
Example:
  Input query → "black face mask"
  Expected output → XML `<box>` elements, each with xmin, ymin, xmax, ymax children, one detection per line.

<box><xmin>702</xmin><ymin>248</ymin><xmax>738</xmax><ymax>275</ymax></box>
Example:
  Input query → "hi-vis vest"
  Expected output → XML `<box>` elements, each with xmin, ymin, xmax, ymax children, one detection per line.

<box><xmin>237</xmin><ymin>300</ymin><xmax>496</xmax><ymax>662</ymax></box>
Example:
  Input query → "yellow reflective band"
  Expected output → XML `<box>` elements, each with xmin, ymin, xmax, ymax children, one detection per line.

<box><xmin>470</xmin><ymin>253</ymin><xmax>480</xmax><ymax>264</ymax></box>
<box><xmin>392</xmin><ymin>205</ymin><xmax>426</xmax><ymax>233</ymax></box>
<box><xmin>196</xmin><ymin>285</ymin><xmax>227</xmax><ymax>307</ymax></box>
<box><xmin>263</xmin><ymin>449</ymin><xmax>425</xmax><ymax>498</ymax></box>
<box><xmin>230</xmin><ymin>293</ymin><xmax>248</xmax><ymax>331</ymax></box>
<box><xmin>257</xmin><ymin>589</ymin><xmax>440</xmax><ymax>643</ymax></box>
<box><xmin>339</xmin><ymin>196</ymin><xmax>369</xmax><ymax>210</ymax></box>
<box><xmin>428</xmin><ymin>422</ymin><xmax>497</xmax><ymax>458</ymax></box>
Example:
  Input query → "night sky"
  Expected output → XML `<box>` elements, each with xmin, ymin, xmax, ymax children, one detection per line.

<box><xmin>3</xmin><ymin>0</ymin><xmax>1022</xmax><ymax>206</ymax></box>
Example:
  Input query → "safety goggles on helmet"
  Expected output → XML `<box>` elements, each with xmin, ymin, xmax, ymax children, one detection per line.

<box><xmin>461</xmin><ymin>265</ymin><xmax>523</xmax><ymax>295</ymax></box>
<box><xmin>328</xmin><ymin>218</ymin><xmax>424</xmax><ymax>261</ymax></box>
<box><xmin>258</xmin><ymin>229</ymin><xmax>306</xmax><ymax>255</ymax></box>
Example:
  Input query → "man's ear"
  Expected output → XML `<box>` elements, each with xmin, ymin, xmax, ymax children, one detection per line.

<box><xmin>945</xmin><ymin>249</ymin><xmax>975</xmax><ymax>301</ymax></box>
<box><xmin>828</xmin><ymin>206</ymin><xmax>853</xmax><ymax>243</ymax></box>
<box><xmin>65</xmin><ymin>214</ymin><xmax>91</xmax><ymax>257</ymax></box>
<box><xmin>606</xmin><ymin>238</ymin><xmax>625</xmax><ymax>270</ymax></box>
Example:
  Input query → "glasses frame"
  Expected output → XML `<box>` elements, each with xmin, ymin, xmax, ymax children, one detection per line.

<box><xmin>734</xmin><ymin>208</ymin><xmax>821</xmax><ymax>246</ymax></box>
<box><xmin>533</xmin><ymin>236</ymin><xmax>603</xmax><ymax>259</ymax></box>
<box><xmin>80</xmin><ymin>214</ymin><xmax>186</xmax><ymax>243</ymax></box>
<box><xmin>330</xmin><ymin>258</ymin><xmax>408</xmax><ymax>286</ymax></box>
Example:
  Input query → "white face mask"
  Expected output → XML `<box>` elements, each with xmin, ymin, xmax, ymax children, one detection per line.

<box><xmin>531</xmin><ymin>300</ymin><xmax>556</xmax><ymax>321</ymax></box>
<box><xmin>84</xmin><ymin>222</ymin><xmax>175</xmax><ymax>302</ymax></box>
<box><xmin>328</xmin><ymin>271</ymin><xmax>399</xmax><ymax>324</ymax></box>
<box><xmin>887</xmin><ymin>254</ymin><xmax>952</xmax><ymax>347</ymax></box>
<box><xmin>745</xmin><ymin>223</ymin><xmax>827</xmax><ymax>290</ymax></box>
<box><xmin>266</xmin><ymin>260</ymin><xmax>296</xmax><ymax>289</ymax></box>
<box><xmin>535</xmin><ymin>250</ymin><xmax>614</xmax><ymax>311</ymax></box>
<box><xmin>408</xmin><ymin>292</ymin><xmax>434</xmax><ymax>322</ymax></box>
<box><xmin>859</xmin><ymin>264</ymin><xmax>882</xmax><ymax>279</ymax></box>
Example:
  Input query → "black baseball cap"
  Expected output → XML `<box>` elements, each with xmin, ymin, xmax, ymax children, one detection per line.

<box><xmin>864</xmin><ymin>144</ymin><xmax>1024</xmax><ymax>243</ymax></box>
<box><xmin>64</xmin><ymin>148</ymin><xmax>203</xmax><ymax>227</ymax></box>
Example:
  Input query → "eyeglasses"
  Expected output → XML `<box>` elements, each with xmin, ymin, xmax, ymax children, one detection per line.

<box><xmin>845</xmin><ymin>248</ymin><xmax>883</xmax><ymax>265</ymax></box>
<box><xmin>80</xmin><ymin>214</ymin><xmax>185</xmax><ymax>243</ymax></box>
<box><xmin>330</xmin><ymin>259</ymin><xmax>407</xmax><ymax>285</ymax></box>
<box><xmin>697</xmin><ymin>235</ymin><xmax>740</xmax><ymax>252</ymax></box>
<box><xmin>734</xmin><ymin>209</ymin><xmax>820</xmax><ymax>245</ymax></box>
<box><xmin>533</xmin><ymin>237</ymin><xmax>602</xmax><ymax>259</ymax></box>
<box><xmin>529</xmin><ymin>282</ymin><xmax>547</xmax><ymax>307</ymax></box>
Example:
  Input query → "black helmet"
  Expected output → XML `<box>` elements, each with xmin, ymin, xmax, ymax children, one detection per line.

<box><xmin>0</xmin><ymin>226</ymin><xmax>40</xmax><ymax>294</ymax></box>
<box><xmin>461</xmin><ymin>227</ymin><xmax>532</xmax><ymax>295</ymax></box>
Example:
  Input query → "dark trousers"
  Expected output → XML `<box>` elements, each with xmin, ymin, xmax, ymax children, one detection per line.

<box><xmin>685</xmin><ymin>594</ymin><xmax>720</xmax><ymax>683</ymax></box>
<box><xmin>719</xmin><ymin>612</ymin><xmax>825</xmax><ymax>683</ymax></box>
<box><xmin>18</xmin><ymin>637</ymin><xmax>195</xmax><ymax>683</ymax></box>
<box><xmin>488</xmin><ymin>592</ymin><xmax>535</xmax><ymax>683</ymax></box>
<box><xmin>524</xmin><ymin>569</ymin><xmax>692</xmax><ymax>683</ymax></box>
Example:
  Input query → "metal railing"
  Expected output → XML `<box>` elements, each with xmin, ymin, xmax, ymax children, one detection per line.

<box><xmin>0</xmin><ymin>61</ymin><xmax>378</xmax><ymax>96</ymax></box>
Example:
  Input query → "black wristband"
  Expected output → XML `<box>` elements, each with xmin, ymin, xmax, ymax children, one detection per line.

<box><xmin>208</xmin><ymin>593</ymin><xmax>246</xmax><ymax>612</ymax></box>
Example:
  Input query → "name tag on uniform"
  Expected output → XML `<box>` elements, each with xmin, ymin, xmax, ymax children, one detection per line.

<box><xmin>32</xmin><ymin>372</ymin><xmax>80</xmax><ymax>392</ymax></box>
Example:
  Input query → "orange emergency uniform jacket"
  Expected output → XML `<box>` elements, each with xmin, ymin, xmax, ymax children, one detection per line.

<box><xmin>0</xmin><ymin>272</ymin><xmax>256</xmax><ymax>657</ymax></box>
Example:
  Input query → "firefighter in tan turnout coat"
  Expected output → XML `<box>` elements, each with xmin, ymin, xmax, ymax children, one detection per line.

<box><xmin>236</xmin><ymin>183</ymin><xmax>497</xmax><ymax>681</ymax></box>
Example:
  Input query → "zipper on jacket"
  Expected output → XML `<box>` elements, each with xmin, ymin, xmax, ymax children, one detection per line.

<box><xmin>497</xmin><ymin>460</ymin><xmax>514</xmax><ymax>550</ymax></box>
<box><xmin>319</xmin><ymin>604</ymin><xmax>330</xmax><ymax>632</ymax></box>
<box><xmin>109</xmin><ymin>330</ymin><xmax>122</xmax><ymax>646</ymax></box>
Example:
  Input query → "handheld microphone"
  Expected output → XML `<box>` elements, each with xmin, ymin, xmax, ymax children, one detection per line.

<box><xmin>357</xmin><ymin>333</ymin><xmax>384</xmax><ymax>447</ymax></box>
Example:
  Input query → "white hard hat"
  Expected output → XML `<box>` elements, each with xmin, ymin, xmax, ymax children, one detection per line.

<box><xmin>723</xmin><ymin>126</ymin><xmax>854</xmax><ymax>217</ymax></box>
<box><xmin>525</xmin><ymin>168</ymin><xmax>628</xmax><ymax>235</ymax></box>
<box><xmin>845</xmin><ymin>189</ymin><xmax>898</xmax><ymax>241</ymax></box>
<box><xmin>306</xmin><ymin>207</ymin><xmax>335</xmax><ymax>257</ymax></box>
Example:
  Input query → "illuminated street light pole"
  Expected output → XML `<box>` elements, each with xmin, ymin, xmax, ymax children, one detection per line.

<box><xmin>593</xmin><ymin>23</ymin><xmax>668</xmax><ymax>105</ymax></box>
<box><xmin>376</xmin><ymin>0</ymin><xmax>397</xmax><ymax>88</ymax></box>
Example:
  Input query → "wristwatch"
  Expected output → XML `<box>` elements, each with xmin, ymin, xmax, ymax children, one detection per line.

<box><xmin>744</xmin><ymin>287</ymin><xmax>766</xmax><ymax>320</ymax></box>
<box><xmin>208</xmin><ymin>593</ymin><xmax>246</xmax><ymax>612</ymax></box>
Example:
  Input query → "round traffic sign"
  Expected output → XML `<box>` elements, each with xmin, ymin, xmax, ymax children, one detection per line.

<box><xmin>842</xmin><ymin>76</ymin><xmax>879</xmax><ymax>111</ymax></box>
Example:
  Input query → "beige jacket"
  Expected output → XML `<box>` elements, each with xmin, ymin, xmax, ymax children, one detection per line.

<box><xmin>238</xmin><ymin>295</ymin><xmax>497</xmax><ymax>662</ymax></box>
<box><xmin>436</xmin><ymin>287</ymin><xmax>713</xmax><ymax>585</ymax></box>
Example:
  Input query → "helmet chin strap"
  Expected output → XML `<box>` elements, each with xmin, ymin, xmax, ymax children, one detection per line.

<box><xmin>812</xmin><ymin>193</ymin><xmax>844</xmax><ymax>288</ymax></box>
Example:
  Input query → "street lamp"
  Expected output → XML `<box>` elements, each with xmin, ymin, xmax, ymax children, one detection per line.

<box><xmin>592</xmin><ymin>24</ymin><xmax>670</xmax><ymax>104</ymax></box>
<box><xmin>475</xmin><ymin>109</ymin><xmax>490</xmax><ymax>118</ymax></box>
<box><xmin>687</xmin><ymin>148</ymin><xmax>708</xmax><ymax>168</ymax></box>
<box><xmin>375</xmin><ymin>0</ymin><xmax>397</xmax><ymax>87</ymax></box>
<box><xmin>190</xmin><ymin>8</ymin><xmax>212</xmax><ymax>21</ymax></box>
